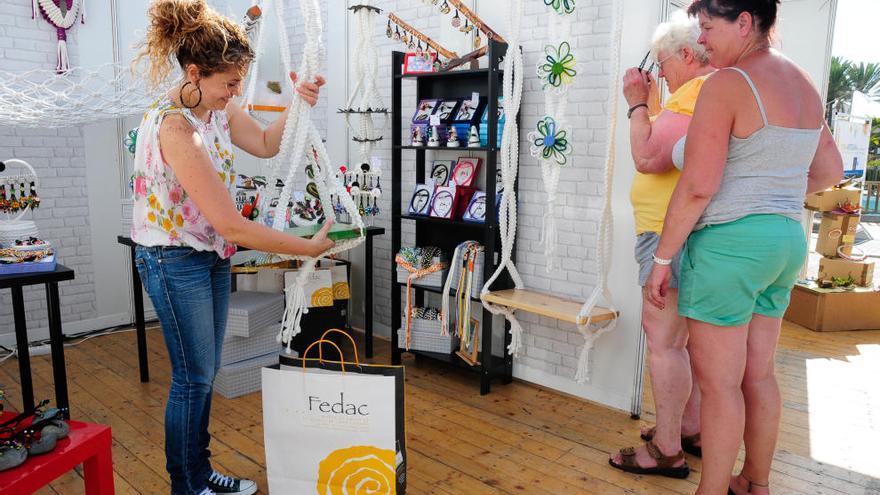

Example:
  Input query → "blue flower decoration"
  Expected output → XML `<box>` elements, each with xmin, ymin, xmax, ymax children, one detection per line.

<box><xmin>529</xmin><ymin>116</ymin><xmax>571</xmax><ymax>166</ymax></box>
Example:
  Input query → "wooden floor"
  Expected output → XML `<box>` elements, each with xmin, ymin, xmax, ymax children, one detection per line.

<box><xmin>1</xmin><ymin>320</ymin><xmax>878</xmax><ymax>494</ymax></box>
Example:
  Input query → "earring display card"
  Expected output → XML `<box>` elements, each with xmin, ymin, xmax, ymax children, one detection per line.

<box><xmin>430</xmin><ymin>160</ymin><xmax>454</xmax><ymax>186</ymax></box>
<box><xmin>412</xmin><ymin>99</ymin><xmax>441</xmax><ymax>124</ymax></box>
<box><xmin>429</xmin><ymin>186</ymin><xmax>456</xmax><ymax>219</ymax></box>
<box><xmin>452</xmin><ymin>157</ymin><xmax>482</xmax><ymax>187</ymax></box>
<box><xmin>452</xmin><ymin>97</ymin><xmax>487</xmax><ymax>141</ymax></box>
<box><xmin>462</xmin><ymin>192</ymin><xmax>486</xmax><ymax>223</ymax></box>
<box><xmin>408</xmin><ymin>184</ymin><xmax>433</xmax><ymax>216</ymax></box>
<box><xmin>434</xmin><ymin>99</ymin><xmax>461</xmax><ymax>123</ymax></box>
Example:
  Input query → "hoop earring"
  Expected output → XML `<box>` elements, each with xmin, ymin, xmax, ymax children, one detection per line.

<box><xmin>180</xmin><ymin>81</ymin><xmax>202</xmax><ymax>109</ymax></box>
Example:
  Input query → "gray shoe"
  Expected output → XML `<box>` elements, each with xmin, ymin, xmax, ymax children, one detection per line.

<box><xmin>26</xmin><ymin>430</ymin><xmax>58</xmax><ymax>455</ymax></box>
<box><xmin>36</xmin><ymin>408</ymin><xmax>69</xmax><ymax>439</ymax></box>
<box><xmin>0</xmin><ymin>442</ymin><xmax>27</xmax><ymax>471</ymax></box>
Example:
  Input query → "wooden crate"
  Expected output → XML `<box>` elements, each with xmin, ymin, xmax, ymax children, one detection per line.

<box><xmin>784</xmin><ymin>283</ymin><xmax>880</xmax><ymax>331</ymax></box>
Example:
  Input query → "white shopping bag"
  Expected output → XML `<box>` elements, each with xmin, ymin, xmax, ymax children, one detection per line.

<box><xmin>262</xmin><ymin>332</ymin><xmax>407</xmax><ymax>494</ymax></box>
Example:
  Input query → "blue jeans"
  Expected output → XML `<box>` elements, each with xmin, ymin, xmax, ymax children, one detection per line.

<box><xmin>135</xmin><ymin>246</ymin><xmax>230</xmax><ymax>495</ymax></box>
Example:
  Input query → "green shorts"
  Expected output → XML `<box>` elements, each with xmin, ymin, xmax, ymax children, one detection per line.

<box><xmin>679</xmin><ymin>214</ymin><xmax>807</xmax><ymax>327</ymax></box>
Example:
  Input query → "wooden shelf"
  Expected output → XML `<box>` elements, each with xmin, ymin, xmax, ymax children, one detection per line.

<box><xmin>482</xmin><ymin>289</ymin><xmax>618</xmax><ymax>326</ymax></box>
<box><xmin>247</xmin><ymin>104</ymin><xmax>286</xmax><ymax>112</ymax></box>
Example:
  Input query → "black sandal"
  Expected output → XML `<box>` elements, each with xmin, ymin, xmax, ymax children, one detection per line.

<box><xmin>609</xmin><ymin>440</ymin><xmax>690</xmax><ymax>479</ymax></box>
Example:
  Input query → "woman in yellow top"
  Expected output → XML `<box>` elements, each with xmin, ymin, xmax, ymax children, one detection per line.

<box><xmin>610</xmin><ymin>12</ymin><xmax>714</xmax><ymax>479</ymax></box>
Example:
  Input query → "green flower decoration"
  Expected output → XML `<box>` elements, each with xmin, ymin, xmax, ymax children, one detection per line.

<box><xmin>529</xmin><ymin>116</ymin><xmax>571</xmax><ymax>166</ymax></box>
<box><xmin>544</xmin><ymin>0</ymin><xmax>575</xmax><ymax>15</ymax></box>
<box><xmin>123</xmin><ymin>127</ymin><xmax>138</xmax><ymax>155</ymax></box>
<box><xmin>537</xmin><ymin>41</ymin><xmax>577</xmax><ymax>89</ymax></box>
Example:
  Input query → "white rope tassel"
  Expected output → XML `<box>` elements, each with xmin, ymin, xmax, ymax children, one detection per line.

<box><xmin>56</xmin><ymin>39</ymin><xmax>70</xmax><ymax>73</ymax></box>
<box><xmin>480</xmin><ymin>0</ymin><xmax>525</xmax><ymax>357</ymax></box>
<box><xmin>278</xmin><ymin>258</ymin><xmax>318</xmax><ymax>352</ymax></box>
<box><xmin>574</xmin><ymin>0</ymin><xmax>625</xmax><ymax>383</ymax></box>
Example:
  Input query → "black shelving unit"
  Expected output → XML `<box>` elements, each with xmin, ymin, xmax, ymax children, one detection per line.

<box><xmin>391</xmin><ymin>40</ymin><xmax>517</xmax><ymax>395</ymax></box>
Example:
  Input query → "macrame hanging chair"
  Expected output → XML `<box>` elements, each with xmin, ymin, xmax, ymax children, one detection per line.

<box><xmin>480</xmin><ymin>0</ymin><xmax>623</xmax><ymax>383</ymax></box>
<box><xmin>245</xmin><ymin>0</ymin><xmax>365</xmax><ymax>351</ymax></box>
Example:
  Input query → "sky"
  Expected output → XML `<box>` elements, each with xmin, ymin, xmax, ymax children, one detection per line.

<box><xmin>832</xmin><ymin>0</ymin><xmax>880</xmax><ymax>64</ymax></box>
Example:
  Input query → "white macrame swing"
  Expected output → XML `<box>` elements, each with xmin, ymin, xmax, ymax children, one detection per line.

<box><xmin>481</xmin><ymin>0</ymin><xmax>624</xmax><ymax>383</ymax></box>
<box><xmin>249</xmin><ymin>0</ymin><xmax>365</xmax><ymax>351</ymax></box>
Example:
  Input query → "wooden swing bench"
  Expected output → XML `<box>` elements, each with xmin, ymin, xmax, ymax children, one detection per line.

<box><xmin>483</xmin><ymin>289</ymin><xmax>618</xmax><ymax>326</ymax></box>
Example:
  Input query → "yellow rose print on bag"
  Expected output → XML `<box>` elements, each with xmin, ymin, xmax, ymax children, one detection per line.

<box><xmin>316</xmin><ymin>446</ymin><xmax>396</xmax><ymax>494</ymax></box>
<box><xmin>332</xmin><ymin>282</ymin><xmax>350</xmax><ymax>300</ymax></box>
<box><xmin>311</xmin><ymin>287</ymin><xmax>334</xmax><ymax>307</ymax></box>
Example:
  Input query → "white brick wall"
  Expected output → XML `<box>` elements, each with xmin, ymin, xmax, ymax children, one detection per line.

<box><xmin>0</xmin><ymin>2</ymin><xmax>98</xmax><ymax>340</ymax></box>
<box><xmin>361</xmin><ymin>0</ymin><xmax>613</xmax><ymax>382</ymax></box>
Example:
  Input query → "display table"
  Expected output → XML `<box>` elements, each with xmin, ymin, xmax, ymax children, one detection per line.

<box><xmin>0</xmin><ymin>265</ymin><xmax>74</xmax><ymax>417</ymax></box>
<box><xmin>0</xmin><ymin>411</ymin><xmax>114</xmax><ymax>495</ymax></box>
<box><xmin>117</xmin><ymin>226</ymin><xmax>386</xmax><ymax>381</ymax></box>
<box><xmin>784</xmin><ymin>282</ymin><xmax>880</xmax><ymax>331</ymax></box>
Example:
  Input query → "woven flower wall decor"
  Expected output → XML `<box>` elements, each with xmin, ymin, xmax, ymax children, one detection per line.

<box><xmin>537</xmin><ymin>41</ymin><xmax>577</xmax><ymax>90</ymax></box>
<box><xmin>529</xmin><ymin>116</ymin><xmax>571</xmax><ymax>166</ymax></box>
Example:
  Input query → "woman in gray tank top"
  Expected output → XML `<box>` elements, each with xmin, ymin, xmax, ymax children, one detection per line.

<box><xmin>644</xmin><ymin>1</ymin><xmax>843</xmax><ymax>494</ymax></box>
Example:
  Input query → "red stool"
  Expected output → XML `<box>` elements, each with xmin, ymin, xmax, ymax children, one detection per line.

<box><xmin>0</xmin><ymin>411</ymin><xmax>114</xmax><ymax>495</ymax></box>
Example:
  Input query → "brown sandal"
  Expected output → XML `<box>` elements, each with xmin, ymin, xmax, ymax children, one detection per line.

<box><xmin>608</xmin><ymin>440</ymin><xmax>690</xmax><ymax>479</ymax></box>
<box><xmin>641</xmin><ymin>425</ymin><xmax>702</xmax><ymax>458</ymax></box>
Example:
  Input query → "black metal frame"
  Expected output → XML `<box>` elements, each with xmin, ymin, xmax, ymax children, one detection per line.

<box><xmin>390</xmin><ymin>40</ymin><xmax>517</xmax><ymax>395</ymax></box>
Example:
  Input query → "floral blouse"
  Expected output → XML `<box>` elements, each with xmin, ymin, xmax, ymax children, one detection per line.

<box><xmin>130</xmin><ymin>97</ymin><xmax>238</xmax><ymax>258</ymax></box>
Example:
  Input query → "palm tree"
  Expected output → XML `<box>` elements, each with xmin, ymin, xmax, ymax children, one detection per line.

<box><xmin>847</xmin><ymin>62</ymin><xmax>880</xmax><ymax>99</ymax></box>
<box><xmin>827</xmin><ymin>56</ymin><xmax>852</xmax><ymax>122</ymax></box>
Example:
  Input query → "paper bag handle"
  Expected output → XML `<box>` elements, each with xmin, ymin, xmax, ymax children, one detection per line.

<box><xmin>319</xmin><ymin>329</ymin><xmax>360</xmax><ymax>365</ymax></box>
<box><xmin>302</xmin><ymin>339</ymin><xmax>346</xmax><ymax>372</ymax></box>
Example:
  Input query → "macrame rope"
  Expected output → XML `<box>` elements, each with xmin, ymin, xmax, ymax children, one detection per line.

<box><xmin>573</xmin><ymin>0</ymin><xmax>624</xmax><ymax>383</ymax></box>
<box><xmin>343</xmin><ymin>4</ymin><xmax>385</xmax><ymax>165</ymax></box>
<box><xmin>268</xmin><ymin>0</ymin><xmax>365</xmax><ymax>351</ymax></box>
<box><xmin>480</xmin><ymin>0</ymin><xmax>526</xmax><ymax>358</ymax></box>
<box><xmin>535</xmin><ymin>12</ymin><xmax>573</xmax><ymax>272</ymax></box>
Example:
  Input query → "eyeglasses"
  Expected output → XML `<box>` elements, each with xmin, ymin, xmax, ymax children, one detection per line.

<box><xmin>639</xmin><ymin>51</ymin><xmax>679</xmax><ymax>74</ymax></box>
<box><xmin>638</xmin><ymin>51</ymin><xmax>655</xmax><ymax>73</ymax></box>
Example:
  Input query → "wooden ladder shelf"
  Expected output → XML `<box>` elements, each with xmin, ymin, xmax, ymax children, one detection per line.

<box><xmin>483</xmin><ymin>289</ymin><xmax>618</xmax><ymax>326</ymax></box>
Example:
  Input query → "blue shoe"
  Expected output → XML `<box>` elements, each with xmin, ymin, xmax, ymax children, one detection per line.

<box><xmin>0</xmin><ymin>442</ymin><xmax>27</xmax><ymax>471</ymax></box>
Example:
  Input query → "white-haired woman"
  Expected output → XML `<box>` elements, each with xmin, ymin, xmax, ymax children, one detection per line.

<box><xmin>609</xmin><ymin>11</ymin><xmax>714</xmax><ymax>479</ymax></box>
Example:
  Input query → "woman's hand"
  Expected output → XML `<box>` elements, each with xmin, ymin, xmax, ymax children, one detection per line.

<box><xmin>290</xmin><ymin>71</ymin><xmax>326</xmax><ymax>107</ymax></box>
<box><xmin>623</xmin><ymin>68</ymin><xmax>652</xmax><ymax>108</ymax></box>
<box><xmin>306</xmin><ymin>219</ymin><xmax>335</xmax><ymax>257</ymax></box>
<box><xmin>645</xmin><ymin>263</ymin><xmax>672</xmax><ymax>310</ymax></box>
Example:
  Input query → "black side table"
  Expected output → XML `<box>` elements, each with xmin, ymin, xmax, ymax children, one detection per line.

<box><xmin>118</xmin><ymin>226</ymin><xmax>386</xmax><ymax>382</ymax></box>
<box><xmin>0</xmin><ymin>265</ymin><xmax>75</xmax><ymax>419</ymax></box>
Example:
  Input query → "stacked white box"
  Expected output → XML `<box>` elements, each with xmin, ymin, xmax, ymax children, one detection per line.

<box><xmin>396</xmin><ymin>266</ymin><xmax>447</xmax><ymax>288</ymax></box>
<box><xmin>214</xmin><ymin>352</ymin><xmax>280</xmax><ymax>399</ymax></box>
<box><xmin>221</xmin><ymin>324</ymin><xmax>281</xmax><ymax>366</ymax></box>
<box><xmin>226</xmin><ymin>291</ymin><xmax>284</xmax><ymax>338</ymax></box>
<box><xmin>397</xmin><ymin>317</ymin><xmax>458</xmax><ymax>354</ymax></box>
